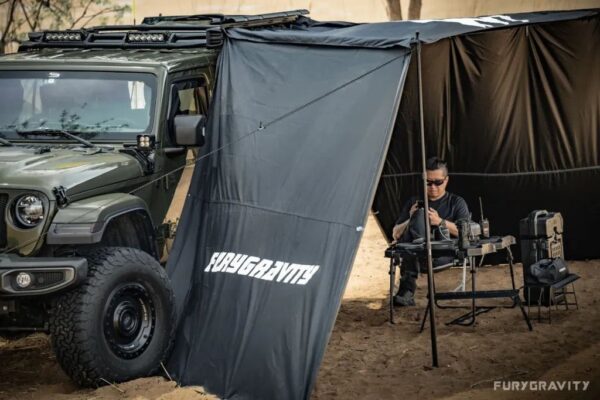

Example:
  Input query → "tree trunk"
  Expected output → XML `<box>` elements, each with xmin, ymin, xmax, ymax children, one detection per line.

<box><xmin>385</xmin><ymin>0</ymin><xmax>402</xmax><ymax>21</ymax></box>
<box><xmin>408</xmin><ymin>0</ymin><xmax>422</xmax><ymax>20</ymax></box>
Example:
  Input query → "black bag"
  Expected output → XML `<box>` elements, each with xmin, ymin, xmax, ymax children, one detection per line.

<box><xmin>529</xmin><ymin>257</ymin><xmax>569</xmax><ymax>285</ymax></box>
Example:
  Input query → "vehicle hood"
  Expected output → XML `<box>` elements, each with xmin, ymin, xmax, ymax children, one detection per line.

<box><xmin>0</xmin><ymin>146</ymin><xmax>144</xmax><ymax>197</ymax></box>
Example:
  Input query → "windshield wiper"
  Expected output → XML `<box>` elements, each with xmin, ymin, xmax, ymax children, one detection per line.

<box><xmin>16</xmin><ymin>128</ymin><xmax>97</xmax><ymax>148</ymax></box>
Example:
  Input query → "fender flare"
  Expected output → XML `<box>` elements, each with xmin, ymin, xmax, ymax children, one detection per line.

<box><xmin>46</xmin><ymin>193</ymin><xmax>154</xmax><ymax>246</ymax></box>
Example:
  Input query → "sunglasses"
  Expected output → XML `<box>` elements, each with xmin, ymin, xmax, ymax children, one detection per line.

<box><xmin>426</xmin><ymin>178</ymin><xmax>446</xmax><ymax>187</ymax></box>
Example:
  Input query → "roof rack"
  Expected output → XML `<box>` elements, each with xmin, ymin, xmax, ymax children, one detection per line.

<box><xmin>18</xmin><ymin>9</ymin><xmax>308</xmax><ymax>52</ymax></box>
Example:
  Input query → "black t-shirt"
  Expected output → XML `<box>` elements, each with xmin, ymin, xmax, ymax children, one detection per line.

<box><xmin>395</xmin><ymin>192</ymin><xmax>470</xmax><ymax>225</ymax></box>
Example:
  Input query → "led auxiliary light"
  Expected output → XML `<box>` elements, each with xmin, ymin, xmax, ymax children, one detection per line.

<box><xmin>137</xmin><ymin>135</ymin><xmax>155</xmax><ymax>150</ymax></box>
<box><xmin>127</xmin><ymin>33</ymin><xmax>167</xmax><ymax>42</ymax></box>
<box><xmin>15</xmin><ymin>272</ymin><xmax>32</xmax><ymax>289</ymax></box>
<box><xmin>45</xmin><ymin>32</ymin><xmax>83</xmax><ymax>41</ymax></box>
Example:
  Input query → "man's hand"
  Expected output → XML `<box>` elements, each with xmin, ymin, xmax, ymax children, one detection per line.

<box><xmin>409</xmin><ymin>201</ymin><xmax>419</xmax><ymax>217</ymax></box>
<box><xmin>428</xmin><ymin>207</ymin><xmax>442</xmax><ymax>226</ymax></box>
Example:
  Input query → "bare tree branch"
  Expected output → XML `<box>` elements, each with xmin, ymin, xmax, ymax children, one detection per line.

<box><xmin>69</xmin><ymin>0</ymin><xmax>95</xmax><ymax>29</ymax></box>
<box><xmin>19</xmin><ymin>0</ymin><xmax>35</xmax><ymax>30</ymax></box>
<box><xmin>2</xmin><ymin>0</ymin><xmax>128</xmax><ymax>53</ymax></box>
<box><xmin>30</xmin><ymin>0</ymin><xmax>46</xmax><ymax>30</ymax></box>
<box><xmin>81</xmin><ymin>6</ymin><xmax>124</xmax><ymax>28</ymax></box>
<box><xmin>385</xmin><ymin>0</ymin><xmax>402</xmax><ymax>21</ymax></box>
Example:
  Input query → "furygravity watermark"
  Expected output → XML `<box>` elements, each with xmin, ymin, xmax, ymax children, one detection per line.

<box><xmin>493</xmin><ymin>381</ymin><xmax>590</xmax><ymax>392</ymax></box>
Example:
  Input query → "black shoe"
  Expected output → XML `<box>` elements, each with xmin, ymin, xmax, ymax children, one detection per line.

<box><xmin>393</xmin><ymin>291</ymin><xmax>416</xmax><ymax>307</ymax></box>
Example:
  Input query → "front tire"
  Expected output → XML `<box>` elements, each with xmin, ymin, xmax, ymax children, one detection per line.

<box><xmin>49</xmin><ymin>247</ymin><xmax>175</xmax><ymax>386</ymax></box>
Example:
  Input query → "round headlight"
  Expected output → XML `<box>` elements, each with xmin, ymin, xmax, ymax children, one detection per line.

<box><xmin>15</xmin><ymin>194</ymin><xmax>45</xmax><ymax>228</ymax></box>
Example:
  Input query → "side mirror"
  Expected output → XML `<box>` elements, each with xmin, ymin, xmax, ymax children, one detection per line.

<box><xmin>173</xmin><ymin>114</ymin><xmax>206</xmax><ymax>147</ymax></box>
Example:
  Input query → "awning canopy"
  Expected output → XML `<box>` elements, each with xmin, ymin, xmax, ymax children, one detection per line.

<box><xmin>167</xmin><ymin>9</ymin><xmax>600</xmax><ymax>400</ymax></box>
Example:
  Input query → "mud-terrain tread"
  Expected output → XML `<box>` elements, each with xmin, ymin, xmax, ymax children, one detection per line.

<box><xmin>49</xmin><ymin>247</ymin><xmax>175</xmax><ymax>387</ymax></box>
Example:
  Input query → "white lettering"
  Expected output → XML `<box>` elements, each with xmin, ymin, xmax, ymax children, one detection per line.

<box><xmin>297</xmin><ymin>265</ymin><xmax>320</xmax><ymax>285</ymax></box>
<box><xmin>203</xmin><ymin>251</ymin><xmax>320</xmax><ymax>285</ymax></box>
<box><xmin>204</xmin><ymin>252</ymin><xmax>221</xmax><ymax>272</ymax></box>
<box><xmin>290</xmin><ymin>265</ymin><xmax>310</xmax><ymax>284</ymax></box>
<box><xmin>226</xmin><ymin>254</ymin><xmax>248</xmax><ymax>273</ymax></box>
<box><xmin>249</xmin><ymin>259</ymin><xmax>274</xmax><ymax>279</ymax></box>
<box><xmin>238</xmin><ymin>256</ymin><xmax>261</xmax><ymax>275</ymax></box>
<box><xmin>213</xmin><ymin>252</ymin><xmax>235</xmax><ymax>272</ymax></box>
<box><xmin>283</xmin><ymin>264</ymin><xmax>303</xmax><ymax>283</ymax></box>
<box><xmin>262</xmin><ymin>261</ymin><xmax>285</xmax><ymax>281</ymax></box>
<box><xmin>277</xmin><ymin>263</ymin><xmax>295</xmax><ymax>282</ymax></box>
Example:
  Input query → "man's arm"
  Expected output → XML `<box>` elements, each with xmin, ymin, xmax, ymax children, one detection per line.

<box><xmin>445</xmin><ymin>220</ymin><xmax>459</xmax><ymax>237</ymax></box>
<box><xmin>392</xmin><ymin>198</ymin><xmax>419</xmax><ymax>241</ymax></box>
<box><xmin>392</xmin><ymin>220</ymin><xmax>409</xmax><ymax>241</ymax></box>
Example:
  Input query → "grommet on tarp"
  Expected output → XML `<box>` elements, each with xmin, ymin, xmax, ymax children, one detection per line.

<box><xmin>258</xmin><ymin>121</ymin><xmax>265</xmax><ymax>131</ymax></box>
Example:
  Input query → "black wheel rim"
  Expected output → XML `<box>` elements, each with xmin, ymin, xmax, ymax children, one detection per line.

<box><xmin>103</xmin><ymin>283</ymin><xmax>156</xmax><ymax>359</ymax></box>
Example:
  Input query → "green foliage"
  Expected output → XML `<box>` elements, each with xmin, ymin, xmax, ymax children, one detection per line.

<box><xmin>1</xmin><ymin>0</ymin><xmax>131</xmax><ymax>54</ymax></box>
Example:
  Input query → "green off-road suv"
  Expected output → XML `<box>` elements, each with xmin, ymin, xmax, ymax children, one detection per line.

<box><xmin>0</xmin><ymin>10</ymin><xmax>306</xmax><ymax>386</ymax></box>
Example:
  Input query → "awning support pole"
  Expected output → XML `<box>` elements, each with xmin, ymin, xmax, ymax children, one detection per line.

<box><xmin>416</xmin><ymin>31</ymin><xmax>439</xmax><ymax>368</ymax></box>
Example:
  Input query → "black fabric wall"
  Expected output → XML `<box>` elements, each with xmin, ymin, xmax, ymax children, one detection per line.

<box><xmin>374</xmin><ymin>16</ymin><xmax>600</xmax><ymax>259</ymax></box>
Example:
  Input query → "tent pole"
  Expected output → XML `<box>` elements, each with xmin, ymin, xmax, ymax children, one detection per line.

<box><xmin>416</xmin><ymin>32</ymin><xmax>439</xmax><ymax>368</ymax></box>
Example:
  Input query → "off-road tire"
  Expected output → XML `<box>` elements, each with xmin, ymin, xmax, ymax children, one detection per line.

<box><xmin>49</xmin><ymin>247</ymin><xmax>175</xmax><ymax>387</ymax></box>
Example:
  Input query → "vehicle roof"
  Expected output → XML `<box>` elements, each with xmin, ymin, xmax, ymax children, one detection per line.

<box><xmin>0</xmin><ymin>48</ymin><xmax>217</xmax><ymax>72</ymax></box>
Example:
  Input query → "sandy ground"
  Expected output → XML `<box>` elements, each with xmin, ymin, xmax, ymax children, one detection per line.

<box><xmin>1</xmin><ymin>167</ymin><xmax>598</xmax><ymax>399</ymax></box>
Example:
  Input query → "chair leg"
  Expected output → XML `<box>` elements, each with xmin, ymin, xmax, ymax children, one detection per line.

<box><xmin>506</xmin><ymin>247</ymin><xmax>517</xmax><ymax>291</ymax></box>
<box><xmin>572</xmin><ymin>283</ymin><xmax>579</xmax><ymax>310</ymax></box>
<box><xmin>515</xmin><ymin>295</ymin><xmax>533</xmax><ymax>331</ymax></box>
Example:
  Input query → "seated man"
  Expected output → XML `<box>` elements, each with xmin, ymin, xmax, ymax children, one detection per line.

<box><xmin>391</xmin><ymin>157</ymin><xmax>470</xmax><ymax>306</ymax></box>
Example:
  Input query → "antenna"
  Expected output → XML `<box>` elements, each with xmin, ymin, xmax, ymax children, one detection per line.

<box><xmin>478</xmin><ymin>196</ymin><xmax>490</xmax><ymax>238</ymax></box>
<box><xmin>479</xmin><ymin>196</ymin><xmax>484</xmax><ymax>220</ymax></box>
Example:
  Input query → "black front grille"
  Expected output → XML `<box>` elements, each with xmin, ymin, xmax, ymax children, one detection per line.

<box><xmin>0</xmin><ymin>194</ymin><xmax>8</xmax><ymax>249</ymax></box>
<box><xmin>31</xmin><ymin>271</ymin><xmax>65</xmax><ymax>289</ymax></box>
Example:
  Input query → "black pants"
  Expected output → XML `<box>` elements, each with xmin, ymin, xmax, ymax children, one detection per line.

<box><xmin>399</xmin><ymin>256</ymin><xmax>419</xmax><ymax>295</ymax></box>
<box><xmin>397</xmin><ymin>208</ymin><xmax>452</xmax><ymax>295</ymax></box>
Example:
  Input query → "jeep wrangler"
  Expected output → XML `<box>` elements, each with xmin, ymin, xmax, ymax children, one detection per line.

<box><xmin>0</xmin><ymin>10</ymin><xmax>306</xmax><ymax>386</ymax></box>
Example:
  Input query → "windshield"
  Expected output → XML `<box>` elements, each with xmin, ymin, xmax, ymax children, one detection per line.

<box><xmin>0</xmin><ymin>70</ymin><xmax>156</xmax><ymax>141</ymax></box>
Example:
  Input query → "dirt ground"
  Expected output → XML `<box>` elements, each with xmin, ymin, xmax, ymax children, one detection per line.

<box><xmin>1</xmin><ymin>179</ymin><xmax>599</xmax><ymax>400</ymax></box>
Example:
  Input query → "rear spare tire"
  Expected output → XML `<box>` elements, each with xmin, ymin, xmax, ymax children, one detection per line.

<box><xmin>49</xmin><ymin>247</ymin><xmax>175</xmax><ymax>386</ymax></box>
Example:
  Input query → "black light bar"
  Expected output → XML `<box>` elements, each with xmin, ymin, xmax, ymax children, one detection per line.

<box><xmin>127</xmin><ymin>32</ymin><xmax>168</xmax><ymax>42</ymax></box>
<box><xmin>44</xmin><ymin>31</ymin><xmax>86</xmax><ymax>42</ymax></box>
